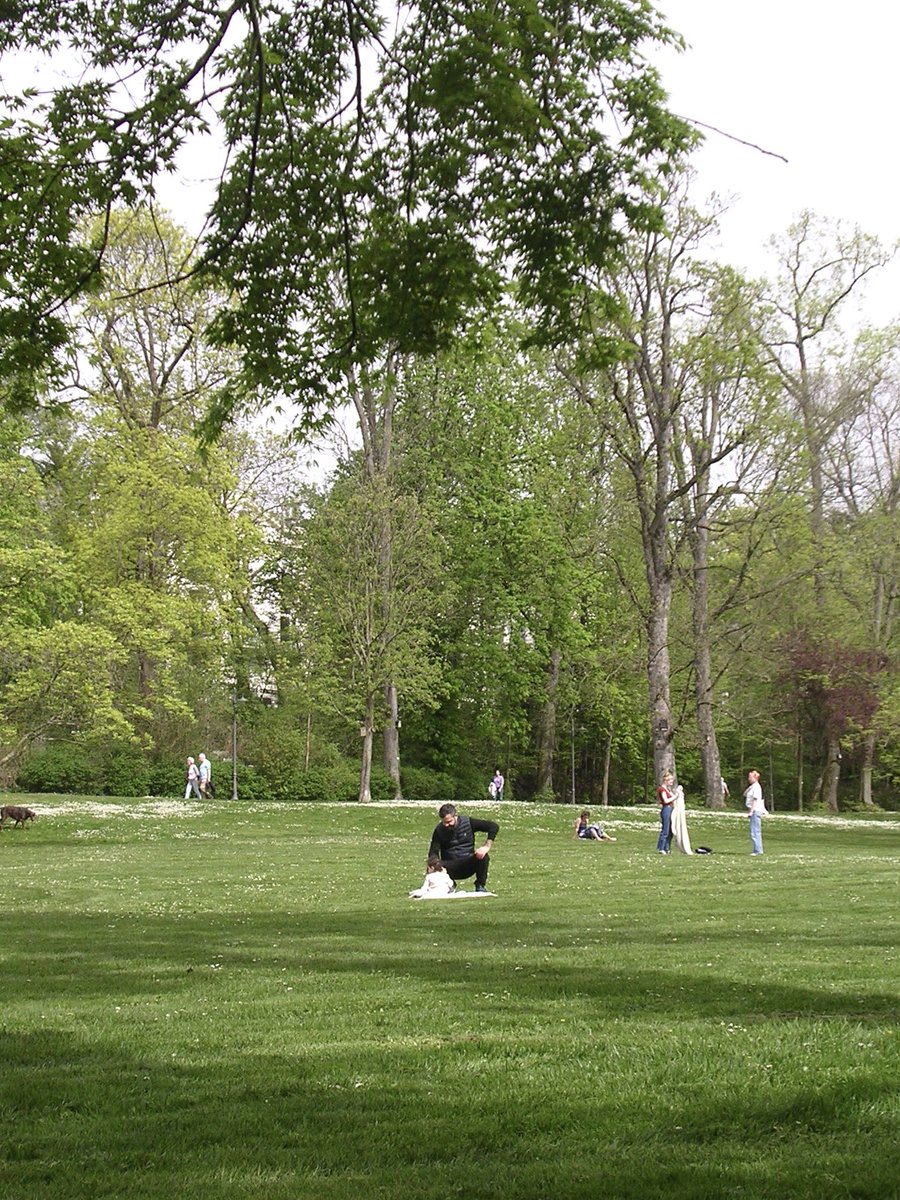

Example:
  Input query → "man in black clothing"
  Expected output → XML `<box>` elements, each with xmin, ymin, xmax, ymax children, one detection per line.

<box><xmin>428</xmin><ymin>802</ymin><xmax>499</xmax><ymax>892</ymax></box>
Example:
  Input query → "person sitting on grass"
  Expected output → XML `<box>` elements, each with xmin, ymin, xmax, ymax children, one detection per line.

<box><xmin>428</xmin><ymin>803</ymin><xmax>499</xmax><ymax>893</ymax></box>
<box><xmin>409</xmin><ymin>855</ymin><xmax>456</xmax><ymax>899</ymax></box>
<box><xmin>573</xmin><ymin>808</ymin><xmax>617</xmax><ymax>842</ymax></box>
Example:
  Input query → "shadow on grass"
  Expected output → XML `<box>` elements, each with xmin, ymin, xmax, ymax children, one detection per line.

<box><xmin>1</xmin><ymin>907</ymin><xmax>896</xmax><ymax>1022</ymax></box>
<box><xmin>0</xmin><ymin>1021</ymin><xmax>896</xmax><ymax>1200</ymax></box>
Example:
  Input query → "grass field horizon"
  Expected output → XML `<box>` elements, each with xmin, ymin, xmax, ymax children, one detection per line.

<box><xmin>1</xmin><ymin>796</ymin><xmax>897</xmax><ymax>1199</ymax></box>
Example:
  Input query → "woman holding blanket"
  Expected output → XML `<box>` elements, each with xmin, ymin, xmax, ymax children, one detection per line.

<box><xmin>656</xmin><ymin>770</ymin><xmax>675</xmax><ymax>853</ymax></box>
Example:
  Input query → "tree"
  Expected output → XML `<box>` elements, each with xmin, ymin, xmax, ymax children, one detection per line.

<box><xmin>0</xmin><ymin>210</ymin><xmax>276</xmax><ymax>770</ymax></box>
<box><xmin>760</xmin><ymin>212</ymin><xmax>898</xmax><ymax>800</ymax></box>
<box><xmin>55</xmin><ymin>209</ymin><xmax>261</xmax><ymax>750</ymax></box>
<box><xmin>781</xmin><ymin>634</ymin><xmax>887</xmax><ymax>811</ymax></box>
<box><xmin>331</xmin><ymin>353</ymin><xmax>420</xmax><ymax>798</ymax></box>
<box><xmin>298</xmin><ymin>472</ymin><xmax>442</xmax><ymax>803</ymax></box>
<box><xmin>392</xmin><ymin>328</ymin><xmax>645</xmax><ymax>802</ymax></box>
<box><xmin>66</xmin><ymin>430</ymin><xmax>245</xmax><ymax>742</ymax></box>
<box><xmin>0</xmin><ymin>409</ymin><xmax>132</xmax><ymax>770</ymax></box>
<box><xmin>671</xmin><ymin>264</ymin><xmax>780</xmax><ymax>806</ymax></box>
<box><xmin>72</xmin><ymin>208</ymin><xmax>242</xmax><ymax>434</ymax></box>
<box><xmin>821</xmin><ymin>371</ymin><xmax>900</xmax><ymax>804</ymax></box>
<box><xmin>0</xmin><ymin>1</ymin><xmax>692</xmax><ymax>405</ymax></box>
<box><xmin>761</xmin><ymin>212</ymin><xmax>896</xmax><ymax>603</ymax></box>
<box><xmin>573</xmin><ymin>191</ymin><xmax>728</xmax><ymax>789</ymax></box>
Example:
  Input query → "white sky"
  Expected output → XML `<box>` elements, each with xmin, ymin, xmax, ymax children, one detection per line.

<box><xmin>653</xmin><ymin>0</ymin><xmax>900</xmax><ymax>323</ymax></box>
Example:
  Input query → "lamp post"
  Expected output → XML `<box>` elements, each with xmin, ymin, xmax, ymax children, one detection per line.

<box><xmin>570</xmin><ymin>709</ymin><xmax>576</xmax><ymax>806</ymax></box>
<box><xmin>231</xmin><ymin>683</ymin><xmax>239</xmax><ymax>802</ymax></box>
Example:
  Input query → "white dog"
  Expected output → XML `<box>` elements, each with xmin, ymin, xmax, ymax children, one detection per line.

<box><xmin>409</xmin><ymin>856</ymin><xmax>456</xmax><ymax>899</ymax></box>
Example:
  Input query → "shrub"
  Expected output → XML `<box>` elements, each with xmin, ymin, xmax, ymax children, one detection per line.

<box><xmin>367</xmin><ymin>764</ymin><xmax>399</xmax><ymax>803</ymax></box>
<box><xmin>532</xmin><ymin>786</ymin><xmax>558</xmax><ymax>805</ymax></box>
<box><xmin>101</xmin><ymin>750</ymin><xmax>152</xmax><ymax>798</ymax></box>
<box><xmin>262</xmin><ymin>759</ymin><xmax>397</xmax><ymax>803</ymax></box>
<box><xmin>16</xmin><ymin>744</ymin><xmax>99</xmax><ymax>794</ymax></box>
<box><xmin>401</xmin><ymin>765</ymin><xmax>462</xmax><ymax>805</ymax></box>
<box><xmin>147</xmin><ymin>759</ymin><xmax>188</xmax><ymax>798</ymax></box>
<box><xmin>272</xmin><ymin>767</ymin><xmax>330</xmax><ymax>803</ymax></box>
<box><xmin>313</xmin><ymin>759</ymin><xmax>374</xmax><ymax>803</ymax></box>
<box><xmin>226</xmin><ymin>763</ymin><xmax>266</xmax><ymax>803</ymax></box>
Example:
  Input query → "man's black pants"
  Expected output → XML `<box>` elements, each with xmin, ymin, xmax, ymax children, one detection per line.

<box><xmin>441</xmin><ymin>853</ymin><xmax>489</xmax><ymax>889</ymax></box>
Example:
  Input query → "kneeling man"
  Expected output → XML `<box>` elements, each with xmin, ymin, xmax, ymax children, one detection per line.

<box><xmin>429</xmin><ymin>803</ymin><xmax>499</xmax><ymax>893</ymax></box>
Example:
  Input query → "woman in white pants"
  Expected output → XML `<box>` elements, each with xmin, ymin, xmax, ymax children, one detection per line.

<box><xmin>184</xmin><ymin>756</ymin><xmax>201</xmax><ymax>800</ymax></box>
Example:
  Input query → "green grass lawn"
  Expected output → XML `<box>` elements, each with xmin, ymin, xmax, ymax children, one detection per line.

<box><xmin>0</xmin><ymin>798</ymin><xmax>897</xmax><ymax>1200</ymax></box>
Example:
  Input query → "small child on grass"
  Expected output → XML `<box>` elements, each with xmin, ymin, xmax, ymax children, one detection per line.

<box><xmin>409</xmin><ymin>854</ymin><xmax>457</xmax><ymax>899</ymax></box>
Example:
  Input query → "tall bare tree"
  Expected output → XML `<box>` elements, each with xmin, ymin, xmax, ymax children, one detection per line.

<box><xmin>762</xmin><ymin>212</ymin><xmax>897</xmax><ymax>805</ymax></box>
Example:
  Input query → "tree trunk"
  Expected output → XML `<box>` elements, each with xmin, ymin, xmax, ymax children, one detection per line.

<box><xmin>358</xmin><ymin>693</ymin><xmax>375</xmax><ymax>803</ymax></box>
<box><xmin>696</xmin><ymin>696</ymin><xmax>723</xmax><ymax>808</ymax></box>
<box><xmin>139</xmin><ymin>651</ymin><xmax>153</xmax><ymax>701</ymax></box>
<box><xmin>647</xmin><ymin>578</ymin><xmax>675</xmax><ymax>786</ymax></box>
<box><xmin>600</xmin><ymin>725</ymin><xmax>612</xmax><ymax>807</ymax></box>
<box><xmin>859</xmin><ymin>731</ymin><xmax>876</xmax><ymax>807</ymax></box>
<box><xmin>377</xmin><ymin>497</ymin><xmax>402</xmax><ymax>797</ymax></box>
<box><xmin>801</xmin><ymin>398</ymin><xmax>828</xmax><ymax>610</ymax></box>
<box><xmin>535</xmin><ymin>646</ymin><xmax>562</xmax><ymax>796</ymax></box>
<box><xmin>383</xmin><ymin>681</ymin><xmax>402</xmax><ymax>800</ymax></box>
<box><xmin>812</xmin><ymin>734</ymin><xmax>841</xmax><ymax>812</ymax></box>
<box><xmin>351</xmin><ymin>366</ymin><xmax>404</xmax><ymax>802</ymax></box>
<box><xmin>0</xmin><ymin>734</ymin><xmax>34</xmax><ymax>779</ymax></box>
<box><xmin>692</xmin><ymin>518</ymin><xmax>724</xmax><ymax>809</ymax></box>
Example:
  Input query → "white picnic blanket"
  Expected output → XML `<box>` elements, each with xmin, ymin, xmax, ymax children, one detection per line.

<box><xmin>408</xmin><ymin>891</ymin><xmax>497</xmax><ymax>900</ymax></box>
<box><xmin>671</xmin><ymin>785</ymin><xmax>693</xmax><ymax>855</ymax></box>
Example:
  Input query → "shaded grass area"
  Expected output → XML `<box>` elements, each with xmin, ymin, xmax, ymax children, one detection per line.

<box><xmin>0</xmin><ymin>800</ymin><xmax>897</xmax><ymax>1199</ymax></box>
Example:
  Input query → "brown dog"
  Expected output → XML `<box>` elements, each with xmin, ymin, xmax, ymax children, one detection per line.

<box><xmin>0</xmin><ymin>805</ymin><xmax>36</xmax><ymax>828</ymax></box>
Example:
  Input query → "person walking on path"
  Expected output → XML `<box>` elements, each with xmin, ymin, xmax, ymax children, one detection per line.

<box><xmin>198</xmin><ymin>752</ymin><xmax>213</xmax><ymax>797</ymax></box>
<box><xmin>184</xmin><ymin>757</ymin><xmax>201</xmax><ymax>800</ymax></box>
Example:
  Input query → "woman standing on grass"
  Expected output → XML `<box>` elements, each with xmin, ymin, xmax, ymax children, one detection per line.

<box><xmin>656</xmin><ymin>770</ymin><xmax>675</xmax><ymax>853</ymax></box>
<box><xmin>745</xmin><ymin>769</ymin><xmax>766</xmax><ymax>855</ymax></box>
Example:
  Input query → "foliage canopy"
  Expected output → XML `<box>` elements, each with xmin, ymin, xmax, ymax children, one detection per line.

<box><xmin>0</xmin><ymin>0</ymin><xmax>692</xmax><ymax>413</ymax></box>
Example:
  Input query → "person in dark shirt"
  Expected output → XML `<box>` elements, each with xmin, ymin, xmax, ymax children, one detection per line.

<box><xmin>428</xmin><ymin>802</ymin><xmax>499</xmax><ymax>893</ymax></box>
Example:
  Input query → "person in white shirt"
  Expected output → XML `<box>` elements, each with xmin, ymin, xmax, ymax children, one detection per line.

<box><xmin>197</xmin><ymin>752</ymin><xmax>212</xmax><ymax>797</ymax></box>
<box><xmin>409</xmin><ymin>855</ymin><xmax>457</xmax><ymax>899</ymax></box>
<box><xmin>744</xmin><ymin>769</ymin><xmax>766</xmax><ymax>855</ymax></box>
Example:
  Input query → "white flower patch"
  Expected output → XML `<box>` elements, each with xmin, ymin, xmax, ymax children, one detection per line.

<box><xmin>38</xmin><ymin>799</ymin><xmax>208</xmax><ymax>819</ymax></box>
<box><xmin>777</xmin><ymin>813</ymin><xmax>899</xmax><ymax>832</ymax></box>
